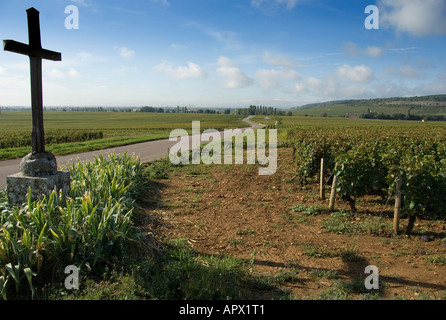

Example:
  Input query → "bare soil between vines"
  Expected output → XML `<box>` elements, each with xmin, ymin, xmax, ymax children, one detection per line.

<box><xmin>140</xmin><ymin>148</ymin><xmax>446</xmax><ymax>300</ymax></box>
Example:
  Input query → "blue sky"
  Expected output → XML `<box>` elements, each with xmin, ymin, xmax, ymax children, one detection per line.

<box><xmin>1</xmin><ymin>0</ymin><xmax>445</xmax><ymax>108</ymax></box>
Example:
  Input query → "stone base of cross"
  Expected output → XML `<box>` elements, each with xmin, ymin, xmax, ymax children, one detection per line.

<box><xmin>7</xmin><ymin>151</ymin><xmax>71</xmax><ymax>205</ymax></box>
<box><xmin>7</xmin><ymin>170</ymin><xmax>71</xmax><ymax>205</ymax></box>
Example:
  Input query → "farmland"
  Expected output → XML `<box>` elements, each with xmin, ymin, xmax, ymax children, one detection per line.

<box><xmin>135</xmin><ymin>115</ymin><xmax>446</xmax><ymax>300</ymax></box>
<box><xmin>0</xmin><ymin>111</ymin><xmax>445</xmax><ymax>301</ymax></box>
<box><xmin>0</xmin><ymin>111</ymin><xmax>246</xmax><ymax>160</ymax></box>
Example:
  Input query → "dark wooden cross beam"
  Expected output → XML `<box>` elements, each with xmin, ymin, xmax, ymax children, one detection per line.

<box><xmin>3</xmin><ymin>7</ymin><xmax>61</xmax><ymax>153</ymax></box>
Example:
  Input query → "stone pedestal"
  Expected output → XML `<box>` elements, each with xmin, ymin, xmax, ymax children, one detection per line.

<box><xmin>6</xmin><ymin>152</ymin><xmax>70</xmax><ymax>206</ymax></box>
<box><xmin>7</xmin><ymin>171</ymin><xmax>71</xmax><ymax>205</ymax></box>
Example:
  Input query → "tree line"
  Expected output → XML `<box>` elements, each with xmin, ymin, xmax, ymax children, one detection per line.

<box><xmin>234</xmin><ymin>105</ymin><xmax>292</xmax><ymax>116</ymax></box>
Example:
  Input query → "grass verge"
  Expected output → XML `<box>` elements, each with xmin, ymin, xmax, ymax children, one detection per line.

<box><xmin>0</xmin><ymin>134</ymin><xmax>169</xmax><ymax>161</ymax></box>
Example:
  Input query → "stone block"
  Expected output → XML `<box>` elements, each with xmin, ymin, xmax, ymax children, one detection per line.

<box><xmin>20</xmin><ymin>152</ymin><xmax>58</xmax><ymax>176</ymax></box>
<box><xmin>7</xmin><ymin>171</ymin><xmax>71</xmax><ymax>206</ymax></box>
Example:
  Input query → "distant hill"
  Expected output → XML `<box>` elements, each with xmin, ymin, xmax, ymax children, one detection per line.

<box><xmin>292</xmin><ymin>95</ymin><xmax>446</xmax><ymax>119</ymax></box>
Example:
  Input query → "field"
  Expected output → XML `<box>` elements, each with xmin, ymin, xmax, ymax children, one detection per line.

<box><xmin>135</xmin><ymin>116</ymin><xmax>445</xmax><ymax>300</ymax></box>
<box><xmin>142</xmin><ymin>148</ymin><xmax>446</xmax><ymax>300</ymax></box>
<box><xmin>0</xmin><ymin>112</ymin><xmax>445</xmax><ymax>301</ymax></box>
<box><xmin>0</xmin><ymin>111</ymin><xmax>246</xmax><ymax>160</ymax></box>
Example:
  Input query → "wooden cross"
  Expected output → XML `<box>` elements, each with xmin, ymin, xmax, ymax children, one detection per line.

<box><xmin>3</xmin><ymin>7</ymin><xmax>61</xmax><ymax>154</ymax></box>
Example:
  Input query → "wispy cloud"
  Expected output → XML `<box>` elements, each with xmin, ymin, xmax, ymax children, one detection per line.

<box><xmin>45</xmin><ymin>67</ymin><xmax>81</xmax><ymax>79</ymax></box>
<box><xmin>256</xmin><ymin>68</ymin><xmax>300</xmax><ymax>91</ymax></box>
<box><xmin>343</xmin><ymin>42</ymin><xmax>383</xmax><ymax>58</ymax></box>
<box><xmin>263</xmin><ymin>51</ymin><xmax>301</xmax><ymax>68</ymax></box>
<box><xmin>185</xmin><ymin>21</ymin><xmax>243</xmax><ymax>51</ymax></box>
<box><xmin>337</xmin><ymin>64</ymin><xmax>374</xmax><ymax>83</ymax></box>
<box><xmin>251</xmin><ymin>0</ymin><xmax>299</xmax><ymax>11</ymax></box>
<box><xmin>205</xmin><ymin>29</ymin><xmax>242</xmax><ymax>51</ymax></box>
<box><xmin>149</xmin><ymin>0</ymin><xmax>170</xmax><ymax>8</ymax></box>
<box><xmin>70</xmin><ymin>0</ymin><xmax>92</xmax><ymax>7</ymax></box>
<box><xmin>170</xmin><ymin>44</ymin><xmax>187</xmax><ymax>51</ymax></box>
<box><xmin>383</xmin><ymin>65</ymin><xmax>421</xmax><ymax>78</ymax></box>
<box><xmin>115</xmin><ymin>47</ymin><xmax>135</xmax><ymax>59</ymax></box>
<box><xmin>155</xmin><ymin>61</ymin><xmax>207</xmax><ymax>80</ymax></box>
<box><xmin>70</xmin><ymin>0</ymin><xmax>99</xmax><ymax>12</ymax></box>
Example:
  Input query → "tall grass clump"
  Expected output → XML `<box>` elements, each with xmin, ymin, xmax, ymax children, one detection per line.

<box><xmin>0</xmin><ymin>153</ymin><xmax>145</xmax><ymax>300</ymax></box>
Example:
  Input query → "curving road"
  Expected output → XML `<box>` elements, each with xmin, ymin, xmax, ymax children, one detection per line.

<box><xmin>0</xmin><ymin>116</ymin><xmax>264</xmax><ymax>189</ymax></box>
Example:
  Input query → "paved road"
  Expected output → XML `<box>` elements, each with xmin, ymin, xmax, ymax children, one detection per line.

<box><xmin>0</xmin><ymin>117</ymin><xmax>264</xmax><ymax>189</ymax></box>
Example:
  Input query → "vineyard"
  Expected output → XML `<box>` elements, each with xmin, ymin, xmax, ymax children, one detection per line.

<box><xmin>0</xmin><ymin>130</ymin><xmax>103</xmax><ymax>149</ymax></box>
<box><xmin>286</xmin><ymin>126</ymin><xmax>446</xmax><ymax>234</ymax></box>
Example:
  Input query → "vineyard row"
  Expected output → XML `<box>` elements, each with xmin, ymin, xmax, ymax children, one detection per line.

<box><xmin>0</xmin><ymin>130</ymin><xmax>103</xmax><ymax>149</ymax></box>
<box><xmin>287</xmin><ymin>126</ymin><xmax>446</xmax><ymax>234</ymax></box>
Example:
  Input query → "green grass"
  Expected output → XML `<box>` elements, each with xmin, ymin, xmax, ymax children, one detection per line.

<box><xmin>0</xmin><ymin>133</ymin><xmax>168</xmax><ymax>161</ymax></box>
<box><xmin>426</xmin><ymin>255</ymin><xmax>446</xmax><ymax>265</ymax></box>
<box><xmin>321</xmin><ymin>210</ymin><xmax>394</xmax><ymax>236</ymax></box>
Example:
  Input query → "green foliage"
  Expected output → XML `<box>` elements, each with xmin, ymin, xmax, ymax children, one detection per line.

<box><xmin>136</xmin><ymin>239</ymin><xmax>247</xmax><ymax>300</ymax></box>
<box><xmin>0</xmin><ymin>130</ymin><xmax>103</xmax><ymax>149</ymax></box>
<box><xmin>288</xmin><ymin>126</ymin><xmax>446</xmax><ymax>220</ymax></box>
<box><xmin>0</xmin><ymin>153</ymin><xmax>145</xmax><ymax>299</ymax></box>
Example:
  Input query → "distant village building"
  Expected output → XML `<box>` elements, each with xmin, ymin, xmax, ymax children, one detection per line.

<box><xmin>345</xmin><ymin>113</ymin><xmax>359</xmax><ymax>119</ymax></box>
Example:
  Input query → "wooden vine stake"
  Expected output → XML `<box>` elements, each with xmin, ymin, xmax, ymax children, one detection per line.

<box><xmin>329</xmin><ymin>174</ymin><xmax>338</xmax><ymax>212</ymax></box>
<box><xmin>393</xmin><ymin>175</ymin><xmax>403</xmax><ymax>234</ymax></box>
<box><xmin>320</xmin><ymin>158</ymin><xmax>325</xmax><ymax>200</ymax></box>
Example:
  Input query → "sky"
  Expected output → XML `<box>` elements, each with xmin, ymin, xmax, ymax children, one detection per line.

<box><xmin>0</xmin><ymin>0</ymin><xmax>445</xmax><ymax>108</ymax></box>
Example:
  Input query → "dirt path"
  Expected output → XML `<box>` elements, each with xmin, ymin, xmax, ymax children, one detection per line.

<box><xmin>142</xmin><ymin>148</ymin><xmax>446</xmax><ymax>300</ymax></box>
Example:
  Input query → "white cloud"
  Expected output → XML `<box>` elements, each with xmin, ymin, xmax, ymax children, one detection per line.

<box><xmin>306</xmin><ymin>77</ymin><xmax>321</xmax><ymax>88</ymax></box>
<box><xmin>77</xmin><ymin>52</ymin><xmax>93</xmax><ymax>62</ymax></box>
<box><xmin>379</xmin><ymin>0</ymin><xmax>446</xmax><ymax>36</ymax></box>
<box><xmin>256</xmin><ymin>68</ymin><xmax>300</xmax><ymax>90</ymax></box>
<box><xmin>293</xmin><ymin>82</ymin><xmax>307</xmax><ymax>94</ymax></box>
<box><xmin>155</xmin><ymin>61</ymin><xmax>207</xmax><ymax>80</ymax></box>
<box><xmin>116</xmin><ymin>47</ymin><xmax>135</xmax><ymax>59</ymax></box>
<box><xmin>216</xmin><ymin>56</ymin><xmax>253</xmax><ymax>89</ymax></box>
<box><xmin>384</xmin><ymin>65</ymin><xmax>420</xmax><ymax>78</ymax></box>
<box><xmin>46</xmin><ymin>67</ymin><xmax>81</xmax><ymax>79</ymax></box>
<box><xmin>263</xmin><ymin>51</ymin><xmax>300</xmax><ymax>68</ymax></box>
<box><xmin>206</xmin><ymin>30</ymin><xmax>242</xmax><ymax>51</ymax></box>
<box><xmin>47</xmin><ymin>68</ymin><xmax>65</xmax><ymax>79</ymax></box>
<box><xmin>68</xmin><ymin>68</ymin><xmax>81</xmax><ymax>78</ymax></box>
<box><xmin>343</xmin><ymin>42</ymin><xmax>383</xmax><ymax>58</ymax></box>
<box><xmin>337</xmin><ymin>64</ymin><xmax>374</xmax><ymax>83</ymax></box>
